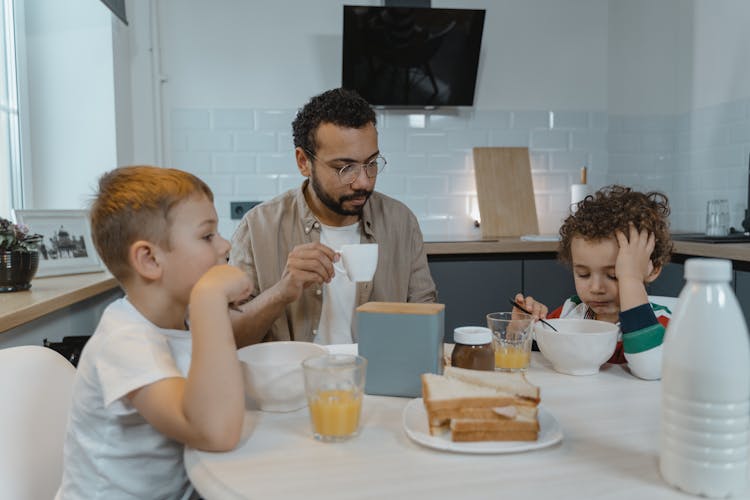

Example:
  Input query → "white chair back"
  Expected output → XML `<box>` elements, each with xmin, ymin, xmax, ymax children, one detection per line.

<box><xmin>0</xmin><ymin>346</ymin><xmax>76</xmax><ymax>500</ymax></box>
<box><xmin>648</xmin><ymin>295</ymin><xmax>679</xmax><ymax>315</ymax></box>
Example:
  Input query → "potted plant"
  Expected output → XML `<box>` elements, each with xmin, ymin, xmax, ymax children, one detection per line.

<box><xmin>0</xmin><ymin>216</ymin><xmax>43</xmax><ymax>292</ymax></box>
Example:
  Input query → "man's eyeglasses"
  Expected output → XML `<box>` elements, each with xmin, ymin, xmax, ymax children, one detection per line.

<box><xmin>304</xmin><ymin>149</ymin><xmax>386</xmax><ymax>185</ymax></box>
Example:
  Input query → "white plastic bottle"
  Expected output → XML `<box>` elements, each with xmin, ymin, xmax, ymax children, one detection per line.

<box><xmin>660</xmin><ymin>258</ymin><xmax>750</xmax><ymax>497</ymax></box>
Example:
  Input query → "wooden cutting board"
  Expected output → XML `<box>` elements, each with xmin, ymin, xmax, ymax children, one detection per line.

<box><xmin>472</xmin><ymin>147</ymin><xmax>539</xmax><ymax>238</ymax></box>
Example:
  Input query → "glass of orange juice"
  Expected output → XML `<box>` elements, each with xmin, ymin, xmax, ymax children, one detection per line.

<box><xmin>486</xmin><ymin>312</ymin><xmax>533</xmax><ymax>371</ymax></box>
<box><xmin>301</xmin><ymin>354</ymin><xmax>367</xmax><ymax>442</ymax></box>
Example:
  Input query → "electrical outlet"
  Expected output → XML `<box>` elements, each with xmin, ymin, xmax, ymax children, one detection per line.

<box><xmin>230</xmin><ymin>201</ymin><xmax>260</xmax><ymax>220</ymax></box>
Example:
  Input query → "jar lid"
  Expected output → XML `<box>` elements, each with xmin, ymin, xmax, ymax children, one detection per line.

<box><xmin>685</xmin><ymin>258</ymin><xmax>731</xmax><ymax>282</ymax></box>
<box><xmin>454</xmin><ymin>326</ymin><xmax>492</xmax><ymax>345</ymax></box>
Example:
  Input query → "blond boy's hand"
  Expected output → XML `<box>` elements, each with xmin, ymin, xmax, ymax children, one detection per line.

<box><xmin>513</xmin><ymin>293</ymin><xmax>549</xmax><ymax>320</ymax></box>
<box><xmin>615</xmin><ymin>223</ymin><xmax>655</xmax><ymax>283</ymax></box>
<box><xmin>192</xmin><ymin>264</ymin><xmax>254</xmax><ymax>307</ymax></box>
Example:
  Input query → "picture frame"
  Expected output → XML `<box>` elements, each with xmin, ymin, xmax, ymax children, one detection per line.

<box><xmin>13</xmin><ymin>209</ymin><xmax>104</xmax><ymax>277</ymax></box>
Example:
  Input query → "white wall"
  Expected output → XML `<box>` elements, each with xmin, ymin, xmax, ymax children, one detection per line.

<box><xmin>20</xmin><ymin>0</ymin><xmax>750</xmax><ymax>234</ymax></box>
<box><xmin>449</xmin><ymin>0</ymin><xmax>607</xmax><ymax>111</ymax></box>
<box><xmin>130</xmin><ymin>0</ymin><xmax>610</xmax><ymax>236</ymax></box>
<box><xmin>155</xmin><ymin>0</ymin><xmax>607</xmax><ymax>111</ymax></box>
<box><xmin>23</xmin><ymin>0</ymin><xmax>117</xmax><ymax>209</ymax></box>
<box><xmin>691</xmin><ymin>0</ymin><xmax>750</xmax><ymax>108</ymax></box>
<box><xmin>607</xmin><ymin>0</ymin><xmax>692</xmax><ymax>115</ymax></box>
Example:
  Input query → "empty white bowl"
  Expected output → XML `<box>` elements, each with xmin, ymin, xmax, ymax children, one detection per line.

<box><xmin>238</xmin><ymin>341</ymin><xmax>327</xmax><ymax>412</ymax></box>
<box><xmin>534</xmin><ymin>318</ymin><xmax>619</xmax><ymax>375</ymax></box>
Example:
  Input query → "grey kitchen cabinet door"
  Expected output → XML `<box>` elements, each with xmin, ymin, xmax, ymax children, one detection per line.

<box><xmin>522</xmin><ymin>258</ymin><xmax>576</xmax><ymax>311</ymax></box>
<box><xmin>735</xmin><ymin>269</ymin><xmax>750</xmax><ymax>324</ymax></box>
<box><xmin>646</xmin><ymin>261</ymin><xmax>686</xmax><ymax>298</ymax></box>
<box><xmin>428</xmin><ymin>257</ymin><xmax>522</xmax><ymax>342</ymax></box>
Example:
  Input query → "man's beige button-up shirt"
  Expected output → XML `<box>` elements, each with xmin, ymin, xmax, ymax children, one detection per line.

<box><xmin>229</xmin><ymin>181</ymin><xmax>437</xmax><ymax>342</ymax></box>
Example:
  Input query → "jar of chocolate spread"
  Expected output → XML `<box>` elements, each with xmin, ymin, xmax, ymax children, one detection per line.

<box><xmin>451</xmin><ymin>326</ymin><xmax>495</xmax><ymax>371</ymax></box>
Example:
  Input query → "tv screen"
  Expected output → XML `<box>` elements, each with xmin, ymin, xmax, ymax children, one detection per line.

<box><xmin>342</xmin><ymin>6</ymin><xmax>485</xmax><ymax>108</ymax></box>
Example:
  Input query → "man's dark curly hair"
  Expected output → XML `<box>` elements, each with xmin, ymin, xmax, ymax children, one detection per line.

<box><xmin>292</xmin><ymin>88</ymin><xmax>377</xmax><ymax>156</ymax></box>
<box><xmin>558</xmin><ymin>185</ymin><xmax>673</xmax><ymax>269</ymax></box>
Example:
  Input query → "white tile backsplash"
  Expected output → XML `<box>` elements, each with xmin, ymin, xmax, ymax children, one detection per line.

<box><xmin>171</xmin><ymin>109</ymin><xmax>210</xmax><ymax>129</ymax></box>
<box><xmin>187</xmin><ymin>131</ymin><xmax>233</xmax><ymax>151</ymax></box>
<box><xmin>170</xmin><ymin>150</ymin><xmax>211</xmax><ymax>174</ymax></box>
<box><xmin>212</xmin><ymin>109</ymin><xmax>254</xmax><ymax>130</ymax></box>
<box><xmin>469</xmin><ymin>110</ymin><xmax>511</xmax><ymax>130</ymax></box>
<box><xmin>256</xmin><ymin>153</ymin><xmax>294</xmax><ymax>174</ymax></box>
<box><xmin>171</xmin><ymin>98</ymin><xmax>750</xmax><ymax>237</ymax></box>
<box><xmin>407</xmin><ymin>176</ymin><xmax>448</xmax><ymax>195</ymax></box>
<box><xmin>235</xmin><ymin>132</ymin><xmax>278</xmax><ymax>152</ymax></box>
<box><xmin>213</xmin><ymin>153</ymin><xmax>256</xmax><ymax>173</ymax></box>
<box><xmin>512</xmin><ymin>110</ymin><xmax>550</xmax><ymax>129</ymax></box>
<box><xmin>255</xmin><ymin>110</ymin><xmax>296</xmax><ymax>131</ymax></box>
<box><xmin>552</xmin><ymin>111</ymin><xmax>589</xmax><ymax>129</ymax></box>
<box><xmin>609</xmin><ymin>98</ymin><xmax>750</xmax><ymax>233</ymax></box>
<box><xmin>407</xmin><ymin>133</ymin><xmax>449</xmax><ymax>153</ymax></box>
<box><xmin>489</xmin><ymin>129</ymin><xmax>530</xmax><ymax>147</ymax></box>
<box><xmin>448</xmin><ymin>130</ymin><xmax>489</xmax><ymax>151</ymax></box>
<box><xmin>234</xmin><ymin>174</ymin><xmax>278</xmax><ymax>197</ymax></box>
<box><xmin>531</xmin><ymin>130</ymin><xmax>569</xmax><ymax>150</ymax></box>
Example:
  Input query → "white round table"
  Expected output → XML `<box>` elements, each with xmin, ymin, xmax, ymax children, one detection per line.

<box><xmin>184</xmin><ymin>353</ymin><xmax>748</xmax><ymax>499</ymax></box>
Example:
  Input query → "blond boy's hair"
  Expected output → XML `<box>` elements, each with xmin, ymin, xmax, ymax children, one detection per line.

<box><xmin>90</xmin><ymin>165</ymin><xmax>213</xmax><ymax>283</ymax></box>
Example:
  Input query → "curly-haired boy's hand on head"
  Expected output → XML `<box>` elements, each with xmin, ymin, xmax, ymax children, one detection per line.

<box><xmin>615</xmin><ymin>223</ymin><xmax>661</xmax><ymax>312</ymax></box>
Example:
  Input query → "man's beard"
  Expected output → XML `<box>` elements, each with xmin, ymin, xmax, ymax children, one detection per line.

<box><xmin>310</xmin><ymin>170</ymin><xmax>372</xmax><ymax>216</ymax></box>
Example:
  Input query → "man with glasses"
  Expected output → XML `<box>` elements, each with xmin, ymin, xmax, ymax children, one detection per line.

<box><xmin>230</xmin><ymin>88</ymin><xmax>437</xmax><ymax>345</ymax></box>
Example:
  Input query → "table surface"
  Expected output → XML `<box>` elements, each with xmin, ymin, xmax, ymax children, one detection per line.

<box><xmin>184</xmin><ymin>353</ymin><xmax>747</xmax><ymax>500</ymax></box>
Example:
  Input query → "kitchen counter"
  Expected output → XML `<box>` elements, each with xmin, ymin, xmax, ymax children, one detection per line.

<box><xmin>1</xmin><ymin>238</ymin><xmax>748</xmax><ymax>335</ymax></box>
<box><xmin>424</xmin><ymin>236</ymin><xmax>750</xmax><ymax>263</ymax></box>
<box><xmin>0</xmin><ymin>272</ymin><xmax>119</xmax><ymax>334</ymax></box>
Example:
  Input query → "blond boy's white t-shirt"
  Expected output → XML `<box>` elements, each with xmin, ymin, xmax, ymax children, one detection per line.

<box><xmin>58</xmin><ymin>297</ymin><xmax>195</xmax><ymax>500</ymax></box>
<box><xmin>316</xmin><ymin>222</ymin><xmax>360</xmax><ymax>345</ymax></box>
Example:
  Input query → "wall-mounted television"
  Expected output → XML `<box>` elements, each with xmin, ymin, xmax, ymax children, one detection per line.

<box><xmin>342</xmin><ymin>6</ymin><xmax>485</xmax><ymax>108</ymax></box>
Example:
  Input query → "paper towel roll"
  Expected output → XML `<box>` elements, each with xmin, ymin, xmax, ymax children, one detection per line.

<box><xmin>570</xmin><ymin>184</ymin><xmax>591</xmax><ymax>212</ymax></box>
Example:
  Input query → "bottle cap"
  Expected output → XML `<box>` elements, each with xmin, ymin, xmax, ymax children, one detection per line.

<box><xmin>454</xmin><ymin>326</ymin><xmax>492</xmax><ymax>345</ymax></box>
<box><xmin>685</xmin><ymin>258</ymin><xmax>732</xmax><ymax>282</ymax></box>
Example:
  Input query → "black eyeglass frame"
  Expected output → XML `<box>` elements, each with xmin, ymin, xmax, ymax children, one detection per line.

<box><xmin>303</xmin><ymin>148</ymin><xmax>386</xmax><ymax>185</ymax></box>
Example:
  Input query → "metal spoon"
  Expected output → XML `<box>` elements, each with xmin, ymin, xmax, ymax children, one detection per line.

<box><xmin>508</xmin><ymin>298</ymin><xmax>558</xmax><ymax>332</ymax></box>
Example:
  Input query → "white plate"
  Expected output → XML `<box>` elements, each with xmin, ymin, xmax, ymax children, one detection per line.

<box><xmin>402</xmin><ymin>398</ymin><xmax>563</xmax><ymax>454</ymax></box>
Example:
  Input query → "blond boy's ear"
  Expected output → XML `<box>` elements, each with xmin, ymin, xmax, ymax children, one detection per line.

<box><xmin>645</xmin><ymin>263</ymin><xmax>663</xmax><ymax>284</ymax></box>
<box><xmin>295</xmin><ymin>147</ymin><xmax>312</xmax><ymax>178</ymax></box>
<box><xmin>128</xmin><ymin>240</ymin><xmax>162</xmax><ymax>281</ymax></box>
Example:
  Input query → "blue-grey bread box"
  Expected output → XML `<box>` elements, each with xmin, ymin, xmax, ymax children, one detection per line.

<box><xmin>356</xmin><ymin>302</ymin><xmax>445</xmax><ymax>397</ymax></box>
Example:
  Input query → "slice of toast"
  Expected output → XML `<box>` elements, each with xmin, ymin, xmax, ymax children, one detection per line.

<box><xmin>450</xmin><ymin>417</ymin><xmax>539</xmax><ymax>433</ymax></box>
<box><xmin>443</xmin><ymin>366</ymin><xmax>540</xmax><ymax>402</ymax></box>
<box><xmin>421</xmin><ymin>370</ymin><xmax>539</xmax><ymax>415</ymax></box>
<box><xmin>450</xmin><ymin>429</ymin><xmax>539</xmax><ymax>442</ymax></box>
<box><xmin>421</xmin><ymin>367</ymin><xmax>541</xmax><ymax>440</ymax></box>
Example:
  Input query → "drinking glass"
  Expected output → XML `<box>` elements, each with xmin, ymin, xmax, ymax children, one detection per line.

<box><xmin>301</xmin><ymin>354</ymin><xmax>367</xmax><ymax>442</ymax></box>
<box><xmin>706</xmin><ymin>199</ymin><xmax>729</xmax><ymax>237</ymax></box>
<box><xmin>486</xmin><ymin>312</ymin><xmax>533</xmax><ymax>371</ymax></box>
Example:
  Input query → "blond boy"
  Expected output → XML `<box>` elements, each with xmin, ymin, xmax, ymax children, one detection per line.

<box><xmin>58</xmin><ymin>166</ymin><xmax>251</xmax><ymax>499</ymax></box>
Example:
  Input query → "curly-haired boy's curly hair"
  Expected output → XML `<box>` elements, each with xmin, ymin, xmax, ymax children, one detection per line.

<box><xmin>292</xmin><ymin>88</ymin><xmax>376</xmax><ymax>156</ymax></box>
<box><xmin>558</xmin><ymin>185</ymin><xmax>673</xmax><ymax>269</ymax></box>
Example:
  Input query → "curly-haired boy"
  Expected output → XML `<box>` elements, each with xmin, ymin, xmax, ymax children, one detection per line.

<box><xmin>519</xmin><ymin>185</ymin><xmax>674</xmax><ymax>380</ymax></box>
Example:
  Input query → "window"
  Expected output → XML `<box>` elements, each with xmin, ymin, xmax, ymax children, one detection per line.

<box><xmin>0</xmin><ymin>0</ymin><xmax>22</xmax><ymax>218</ymax></box>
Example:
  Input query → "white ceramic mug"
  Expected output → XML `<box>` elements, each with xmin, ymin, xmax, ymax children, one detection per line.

<box><xmin>334</xmin><ymin>243</ymin><xmax>378</xmax><ymax>282</ymax></box>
